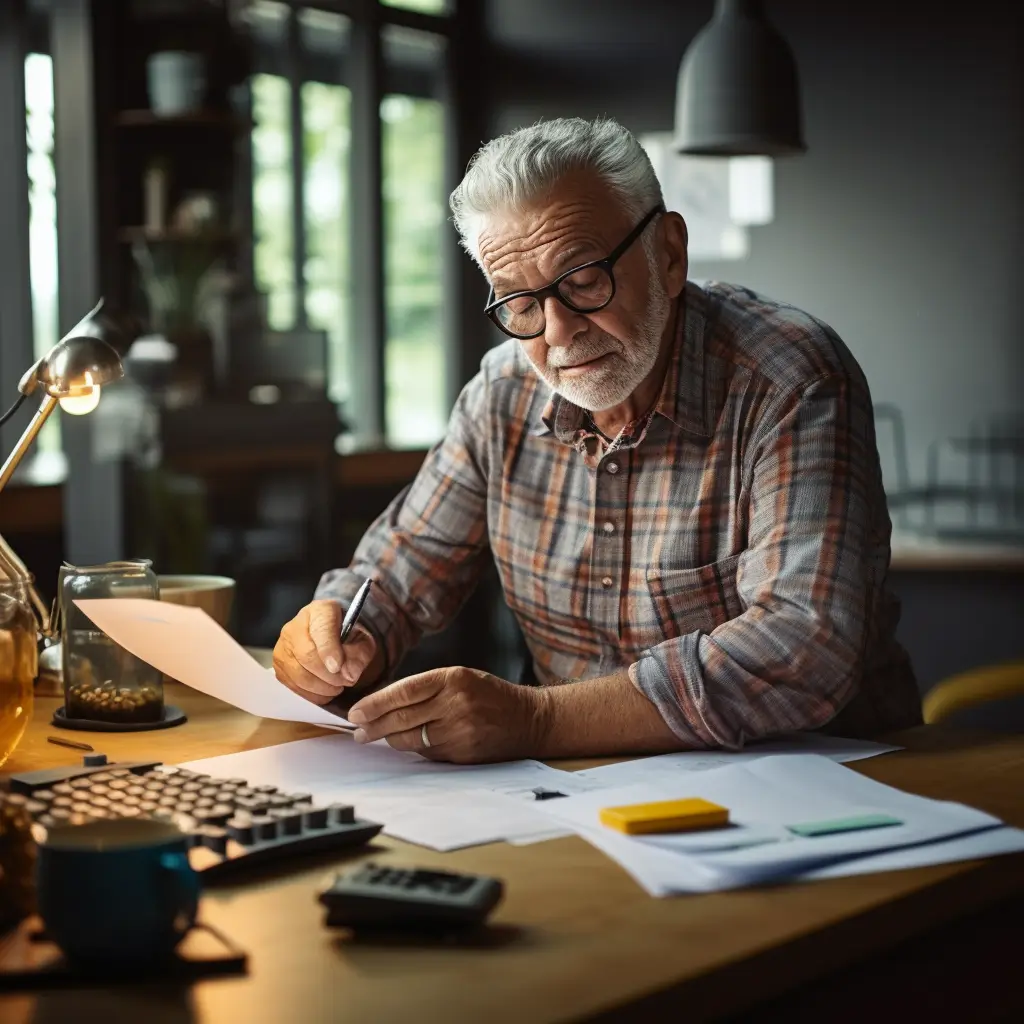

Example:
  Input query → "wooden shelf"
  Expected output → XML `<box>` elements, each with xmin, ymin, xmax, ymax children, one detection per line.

<box><xmin>115</xmin><ymin>109</ymin><xmax>250</xmax><ymax>130</ymax></box>
<box><xmin>117</xmin><ymin>226</ymin><xmax>237</xmax><ymax>244</ymax></box>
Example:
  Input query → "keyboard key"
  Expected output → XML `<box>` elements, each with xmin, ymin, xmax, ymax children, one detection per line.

<box><xmin>328</xmin><ymin>804</ymin><xmax>355</xmax><ymax>825</ymax></box>
<box><xmin>252</xmin><ymin>815</ymin><xmax>278</xmax><ymax>841</ymax></box>
<box><xmin>227</xmin><ymin>816</ymin><xmax>255</xmax><ymax>844</ymax></box>
<box><xmin>303</xmin><ymin>807</ymin><xmax>329</xmax><ymax>829</ymax></box>
<box><xmin>194</xmin><ymin>805</ymin><xmax>234</xmax><ymax>826</ymax></box>
<box><xmin>198</xmin><ymin>826</ymin><xmax>229</xmax><ymax>854</ymax></box>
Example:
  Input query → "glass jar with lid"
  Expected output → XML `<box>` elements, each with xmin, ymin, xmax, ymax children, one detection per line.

<box><xmin>60</xmin><ymin>560</ymin><xmax>164</xmax><ymax>724</ymax></box>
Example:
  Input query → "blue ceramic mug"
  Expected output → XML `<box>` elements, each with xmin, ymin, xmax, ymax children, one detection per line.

<box><xmin>36</xmin><ymin>818</ymin><xmax>200</xmax><ymax>966</ymax></box>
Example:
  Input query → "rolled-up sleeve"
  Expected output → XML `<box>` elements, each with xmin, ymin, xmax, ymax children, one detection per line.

<box><xmin>316</xmin><ymin>371</ymin><xmax>491</xmax><ymax>675</ymax></box>
<box><xmin>631</xmin><ymin>373</ymin><xmax>877</xmax><ymax>748</ymax></box>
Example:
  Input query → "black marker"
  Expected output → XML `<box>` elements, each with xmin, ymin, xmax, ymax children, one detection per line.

<box><xmin>339</xmin><ymin>578</ymin><xmax>374</xmax><ymax>644</ymax></box>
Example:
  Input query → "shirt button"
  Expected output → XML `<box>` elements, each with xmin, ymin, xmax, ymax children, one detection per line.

<box><xmin>602</xmin><ymin>521</ymin><xmax>615</xmax><ymax>534</ymax></box>
<box><xmin>601</xmin><ymin>576</ymin><xmax>614</xmax><ymax>588</ymax></box>
<box><xmin>605</xmin><ymin>461</ymin><xmax>620</xmax><ymax>475</ymax></box>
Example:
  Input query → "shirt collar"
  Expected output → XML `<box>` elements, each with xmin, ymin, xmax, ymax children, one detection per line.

<box><xmin>531</xmin><ymin>279</ymin><xmax>711</xmax><ymax>442</ymax></box>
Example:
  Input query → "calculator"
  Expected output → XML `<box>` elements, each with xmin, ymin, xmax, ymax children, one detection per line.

<box><xmin>5</xmin><ymin>757</ymin><xmax>382</xmax><ymax>879</ymax></box>
<box><xmin>318</xmin><ymin>863</ymin><xmax>504</xmax><ymax>930</ymax></box>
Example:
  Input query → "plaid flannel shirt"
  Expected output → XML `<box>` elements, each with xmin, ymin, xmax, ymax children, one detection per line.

<box><xmin>318</xmin><ymin>280</ymin><xmax>921</xmax><ymax>748</ymax></box>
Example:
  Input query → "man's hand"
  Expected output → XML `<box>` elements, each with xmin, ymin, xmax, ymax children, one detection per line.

<box><xmin>346</xmin><ymin>666</ymin><xmax>549</xmax><ymax>764</ymax></box>
<box><xmin>273</xmin><ymin>599</ymin><xmax>380</xmax><ymax>705</ymax></box>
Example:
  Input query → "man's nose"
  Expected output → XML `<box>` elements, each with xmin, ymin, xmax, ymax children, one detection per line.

<box><xmin>542</xmin><ymin>295</ymin><xmax>587</xmax><ymax>348</ymax></box>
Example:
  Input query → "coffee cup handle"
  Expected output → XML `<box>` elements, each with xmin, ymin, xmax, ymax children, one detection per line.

<box><xmin>160</xmin><ymin>852</ymin><xmax>201</xmax><ymax>935</ymax></box>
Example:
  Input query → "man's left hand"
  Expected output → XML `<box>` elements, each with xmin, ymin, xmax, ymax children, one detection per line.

<box><xmin>346</xmin><ymin>667</ymin><xmax>548</xmax><ymax>764</ymax></box>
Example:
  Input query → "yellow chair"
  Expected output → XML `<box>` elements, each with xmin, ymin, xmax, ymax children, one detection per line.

<box><xmin>923</xmin><ymin>661</ymin><xmax>1024</xmax><ymax>725</ymax></box>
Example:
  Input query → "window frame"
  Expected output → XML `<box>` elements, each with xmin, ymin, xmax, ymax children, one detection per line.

<box><xmin>249</xmin><ymin>0</ymin><xmax>476</xmax><ymax>448</ymax></box>
<box><xmin>0</xmin><ymin>0</ymin><xmax>36</xmax><ymax>457</ymax></box>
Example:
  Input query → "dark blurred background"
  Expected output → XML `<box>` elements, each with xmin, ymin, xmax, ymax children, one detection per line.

<box><xmin>0</xmin><ymin>0</ymin><xmax>1021</xmax><ymax>720</ymax></box>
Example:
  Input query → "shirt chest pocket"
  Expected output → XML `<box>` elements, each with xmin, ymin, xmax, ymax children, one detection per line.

<box><xmin>644</xmin><ymin>553</ymin><xmax>744</xmax><ymax>643</ymax></box>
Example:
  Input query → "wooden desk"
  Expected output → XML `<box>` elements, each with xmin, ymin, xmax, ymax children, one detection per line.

<box><xmin>890</xmin><ymin>531</ymin><xmax>1024</xmax><ymax>572</ymax></box>
<box><xmin>3</xmin><ymin>687</ymin><xmax>1023</xmax><ymax>1024</ymax></box>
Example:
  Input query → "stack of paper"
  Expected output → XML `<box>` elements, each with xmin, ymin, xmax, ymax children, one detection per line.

<box><xmin>179</xmin><ymin>734</ymin><xmax>599</xmax><ymax>851</ymax></box>
<box><xmin>528</xmin><ymin>754</ymin><xmax>1024</xmax><ymax>895</ymax></box>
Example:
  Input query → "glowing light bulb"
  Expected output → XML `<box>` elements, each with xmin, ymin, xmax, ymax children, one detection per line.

<box><xmin>59</xmin><ymin>385</ymin><xmax>101</xmax><ymax>415</ymax></box>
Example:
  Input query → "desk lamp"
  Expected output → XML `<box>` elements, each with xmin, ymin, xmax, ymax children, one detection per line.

<box><xmin>0</xmin><ymin>300</ymin><xmax>124</xmax><ymax>634</ymax></box>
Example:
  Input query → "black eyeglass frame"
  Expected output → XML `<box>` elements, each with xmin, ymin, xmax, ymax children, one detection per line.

<box><xmin>483</xmin><ymin>202</ymin><xmax>666</xmax><ymax>340</ymax></box>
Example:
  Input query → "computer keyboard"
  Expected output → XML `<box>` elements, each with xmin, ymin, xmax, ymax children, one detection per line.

<box><xmin>4</xmin><ymin>758</ymin><xmax>382</xmax><ymax>879</ymax></box>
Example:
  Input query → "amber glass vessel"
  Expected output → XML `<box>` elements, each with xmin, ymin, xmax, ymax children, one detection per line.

<box><xmin>0</xmin><ymin>580</ymin><xmax>37</xmax><ymax>769</ymax></box>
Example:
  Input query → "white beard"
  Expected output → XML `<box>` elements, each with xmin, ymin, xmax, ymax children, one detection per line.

<box><xmin>522</xmin><ymin>268</ymin><xmax>672</xmax><ymax>413</ymax></box>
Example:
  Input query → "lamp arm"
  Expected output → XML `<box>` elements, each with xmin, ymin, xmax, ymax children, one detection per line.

<box><xmin>0</xmin><ymin>393</ymin><xmax>60</xmax><ymax>633</ymax></box>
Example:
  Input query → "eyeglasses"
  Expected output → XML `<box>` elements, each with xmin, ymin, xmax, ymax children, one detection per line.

<box><xmin>483</xmin><ymin>203</ymin><xmax>665</xmax><ymax>340</ymax></box>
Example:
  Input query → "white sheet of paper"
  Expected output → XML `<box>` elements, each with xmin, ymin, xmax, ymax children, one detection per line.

<box><xmin>573</xmin><ymin>733</ymin><xmax>901</xmax><ymax>788</ymax></box>
<box><xmin>533</xmin><ymin>754</ymin><xmax>1003</xmax><ymax>892</ymax></box>
<box><xmin>316</xmin><ymin>787</ymin><xmax>559</xmax><ymax>851</ymax></box>
<box><xmin>74</xmin><ymin>598</ymin><xmax>354</xmax><ymax>732</ymax></box>
<box><xmin>179</xmin><ymin>735</ymin><xmax>590</xmax><ymax>849</ymax></box>
<box><xmin>575</xmin><ymin>821</ymin><xmax>1024</xmax><ymax>897</ymax></box>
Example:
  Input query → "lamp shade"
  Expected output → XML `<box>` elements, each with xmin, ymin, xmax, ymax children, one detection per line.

<box><xmin>675</xmin><ymin>0</ymin><xmax>805</xmax><ymax>157</ymax></box>
<box><xmin>36</xmin><ymin>335</ymin><xmax>124</xmax><ymax>397</ymax></box>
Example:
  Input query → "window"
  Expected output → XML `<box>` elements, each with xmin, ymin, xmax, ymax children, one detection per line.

<box><xmin>25</xmin><ymin>51</ymin><xmax>59</xmax><ymax>453</ymax></box>
<box><xmin>381</xmin><ymin>0</ymin><xmax>451</xmax><ymax>14</ymax></box>
<box><xmin>382</xmin><ymin>27</ymin><xmax>446</xmax><ymax>445</ymax></box>
<box><xmin>249</xmin><ymin>0</ymin><xmax>458</xmax><ymax>449</ymax></box>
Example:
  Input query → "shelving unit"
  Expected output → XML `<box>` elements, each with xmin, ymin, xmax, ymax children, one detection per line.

<box><xmin>115</xmin><ymin>108</ymin><xmax>251</xmax><ymax>130</ymax></box>
<box><xmin>116</xmin><ymin>226</ymin><xmax>238</xmax><ymax>244</ymax></box>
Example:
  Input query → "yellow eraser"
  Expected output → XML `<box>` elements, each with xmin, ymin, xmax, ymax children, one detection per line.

<box><xmin>598</xmin><ymin>797</ymin><xmax>730</xmax><ymax>835</ymax></box>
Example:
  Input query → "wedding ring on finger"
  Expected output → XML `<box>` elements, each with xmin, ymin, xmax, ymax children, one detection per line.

<box><xmin>420</xmin><ymin>723</ymin><xmax>431</xmax><ymax>749</ymax></box>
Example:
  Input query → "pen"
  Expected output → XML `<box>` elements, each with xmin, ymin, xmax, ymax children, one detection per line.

<box><xmin>47</xmin><ymin>735</ymin><xmax>94</xmax><ymax>752</ymax></box>
<box><xmin>339</xmin><ymin>578</ymin><xmax>374</xmax><ymax>644</ymax></box>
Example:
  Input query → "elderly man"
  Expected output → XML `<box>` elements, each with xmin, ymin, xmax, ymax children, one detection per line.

<box><xmin>273</xmin><ymin>116</ymin><xmax>921</xmax><ymax>763</ymax></box>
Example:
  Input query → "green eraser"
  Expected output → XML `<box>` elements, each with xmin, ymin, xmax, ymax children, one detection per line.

<box><xmin>786</xmin><ymin>813</ymin><xmax>903</xmax><ymax>837</ymax></box>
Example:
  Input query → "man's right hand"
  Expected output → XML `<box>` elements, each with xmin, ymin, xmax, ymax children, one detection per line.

<box><xmin>273</xmin><ymin>599</ymin><xmax>380</xmax><ymax>705</ymax></box>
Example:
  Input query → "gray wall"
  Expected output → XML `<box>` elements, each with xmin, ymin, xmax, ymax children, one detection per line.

<box><xmin>482</xmin><ymin>0</ymin><xmax>1024</xmax><ymax>711</ymax></box>
<box><xmin>485</xmin><ymin>0</ymin><xmax>1024</xmax><ymax>488</ymax></box>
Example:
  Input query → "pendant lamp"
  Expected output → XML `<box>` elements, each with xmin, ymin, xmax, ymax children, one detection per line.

<box><xmin>675</xmin><ymin>0</ymin><xmax>805</xmax><ymax>157</ymax></box>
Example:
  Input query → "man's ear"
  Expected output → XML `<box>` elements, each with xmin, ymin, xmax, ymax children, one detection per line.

<box><xmin>659</xmin><ymin>211</ymin><xmax>688</xmax><ymax>299</ymax></box>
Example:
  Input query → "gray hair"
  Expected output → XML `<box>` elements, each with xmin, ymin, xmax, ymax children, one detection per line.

<box><xmin>449</xmin><ymin>117</ymin><xmax>663</xmax><ymax>273</ymax></box>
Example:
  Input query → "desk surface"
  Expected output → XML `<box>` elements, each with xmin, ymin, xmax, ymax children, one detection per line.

<box><xmin>3</xmin><ymin>687</ymin><xmax>1024</xmax><ymax>1024</ymax></box>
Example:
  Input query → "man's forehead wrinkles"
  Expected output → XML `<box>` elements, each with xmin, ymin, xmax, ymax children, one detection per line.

<box><xmin>483</xmin><ymin>219</ymin><xmax>611</xmax><ymax>290</ymax></box>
